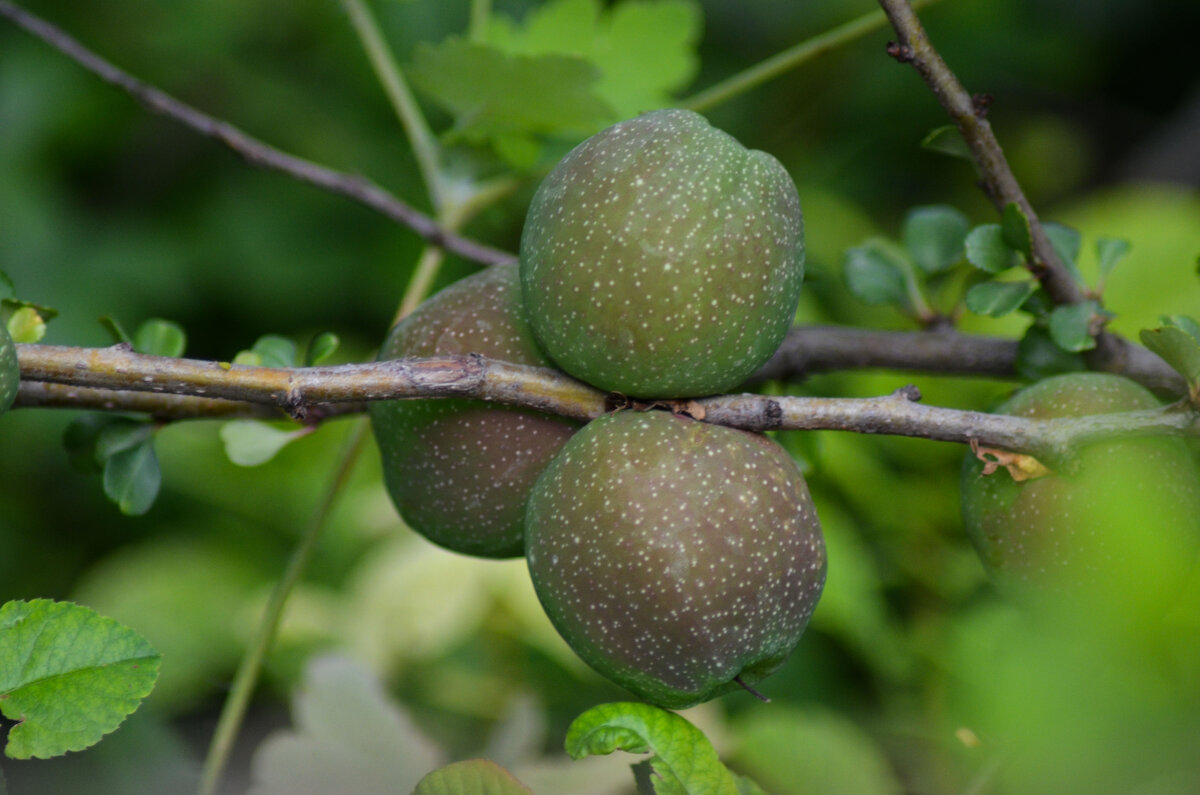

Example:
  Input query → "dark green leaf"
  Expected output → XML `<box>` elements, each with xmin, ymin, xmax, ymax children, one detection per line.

<box><xmin>1043</xmin><ymin>222</ymin><xmax>1084</xmax><ymax>284</ymax></box>
<box><xmin>95</xmin><ymin>419</ymin><xmax>154</xmax><ymax>462</ymax></box>
<box><xmin>965</xmin><ymin>280</ymin><xmax>1037</xmax><ymax>317</ymax></box>
<box><xmin>1001</xmin><ymin>202</ymin><xmax>1032</xmax><ymax>259</ymax></box>
<box><xmin>62</xmin><ymin>414</ymin><xmax>117</xmax><ymax>474</ymax></box>
<box><xmin>842</xmin><ymin>240</ymin><xmax>909</xmax><ymax>305</ymax></box>
<box><xmin>1016</xmin><ymin>326</ymin><xmax>1086</xmax><ymax>381</ymax></box>
<box><xmin>902</xmin><ymin>205</ymin><xmax>968</xmax><ymax>273</ymax></box>
<box><xmin>133</xmin><ymin>318</ymin><xmax>186</xmax><ymax>357</ymax></box>
<box><xmin>98</xmin><ymin>316</ymin><xmax>133</xmax><ymax>346</ymax></box>
<box><xmin>920</xmin><ymin>125</ymin><xmax>973</xmax><ymax>160</ymax></box>
<box><xmin>0</xmin><ymin>599</ymin><xmax>160</xmax><ymax>759</ymax></box>
<box><xmin>566</xmin><ymin>702</ymin><xmax>739</xmax><ymax>795</ymax></box>
<box><xmin>1140</xmin><ymin>325</ymin><xmax>1200</xmax><ymax>393</ymax></box>
<box><xmin>0</xmin><ymin>270</ymin><xmax>14</xmax><ymax>302</ymax></box>
<box><xmin>964</xmin><ymin>225</ymin><xmax>1016</xmax><ymax>273</ymax></box>
<box><xmin>246</xmin><ymin>335</ymin><xmax>297</xmax><ymax>368</ymax></box>
<box><xmin>413</xmin><ymin>760</ymin><xmax>533</xmax><ymax>795</ymax></box>
<box><xmin>1160</xmin><ymin>314</ymin><xmax>1200</xmax><ymax>343</ymax></box>
<box><xmin>0</xmin><ymin>323</ymin><xmax>17</xmax><ymax>415</ymax></box>
<box><xmin>304</xmin><ymin>332</ymin><xmax>340</xmax><ymax>366</ymax></box>
<box><xmin>102</xmin><ymin>438</ymin><xmax>161</xmax><ymax>516</ymax></box>
<box><xmin>220</xmin><ymin>420</ymin><xmax>305</xmax><ymax>467</ymax></box>
<box><xmin>1095</xmin><ymin>237</ymin><xmax>1131</xmax><ymax>284</ymax></box>
<box><xmin>6</xmin><ymin>306</ymin><xmax>46</xmax><ymax>344</ymax></box>
<box><xmin>1048</xmin><ymin>301</ymin><xmax>1100</xmax><ymax>352</ymax></box>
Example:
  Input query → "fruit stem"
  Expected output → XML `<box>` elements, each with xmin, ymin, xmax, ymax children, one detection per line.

<box><xmin>196</xmin><ymin>420</ymin><xmax>368</xmax><ymax>795</ymax></box>
<box><xmin>734</xmin><ymin>675</ymin><xmax>772</xmax><ymax>703</ymax></box>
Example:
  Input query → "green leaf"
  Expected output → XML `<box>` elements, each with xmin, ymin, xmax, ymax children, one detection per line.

<box><xmin>133</xmin><ymin>318</ymin><xmax>186</xmax><ymax>357</ymax></box>
<box><xmin>730</xmin><ymin>707</ymin><xmax>903</xmax><ymax>795</ymax></box>
<box><xmin>1160</xmin><ymin>314</ymin><xmax>1200</xmax><ymax>342</ymax></box>
<box><xmin>902</xmin><ymin>205</ymin><xmax>968</xmax><ymax>273</ymax></box>
<box><xmin>62</xmin><ymin>415</ymin><xmax>114</xmax><ymax>474</ymax></box>
<box><xmin>1016</xmin><ymin>326</ymin><xmax>1086</xmax><ymax>381</ymax></box>
<box><xmin>1001</xmin><ymin>202</ymin><xmax>1032</xmax><ymax>259</ymax></box>
<box><xmin>0</xmin><ymin>270</ymin><xmax>14</xmax><ymax>302</ymax></box>
<box><xmin>410</xmin><ymin>38</ymin><xmax>614</xmax><ymax>163</ymax></box>
<box><xmin>1043</xmin><ymin>222</ymin><xmax>1084</xmax><ymax>284</ymax></box>
<box><xmin>95</xmin><ymin>419</ymin><xmax>155</xmax><ymax>462</ymax></box>
<box><xmin>0</xmin><ymin>323</ymin><xmax>17</xmax><ymax>415</ymax></box>
<box><xmin>98</xmin><ymin>316</ymin><xmax>133</xmax><ymax>346</ymax></box>
<box><xmin>842</xmin><ymin>239</ymin><xmax>909</xmax><ymax>305</ymax></box>
<box><xmin>964</xmin><ymin>224</ymin><xmax>1016</xmax><ymax>273</ymax></box>
<box><xmin>1048</xmin><ymin>300</ymin><xmax>1101</xmax><ymax>352</ymax></box>
<box><xmin>920</xmin><ymin>125</ymin><xmax>972</xmax><ymax>160</ymax></box>
<box><xmin>102</xmin><ymin>438</ymin><xmax>161</xmax><ymax>516</ymax></box>
<box><xmin>413</xmin><ymin>760</ymin><xmax>533</xmax><ymax>795</ymax></box>
<box><xmin>6</xmin><ymin>306</ymin><xmax>46</xmax><ymax>344</ymax></box>
<box><xmin>304</xmin><ymin>332</ymin><xmax>340</xmax><ymax>366</ymax></box>
<box><xmin>1095</xmin><ymin>237</ymin><xmax>1131</xmax><ymax>285</ymax></box>
<box><xmin>486</xmin><ymin>0</ymin><xmax>702</xmax><ymax>122</ymax></box>
<box><xmin>0</xmin><ymin>599</ymin><xmax>160</xmax><ymax>759</ymax></box>
<box><xmin>248</xmin><ymin>655</ymin><xmax>443</xmax><ymax>795</ymax></box>
<box><xmin>965</xmin><ymin>280</ymin><xmax>1037</xmax><ymax>317</ymax></box>
<box><xmin>220</xmin><ymin>420</ymin><xmax>306</xmax><ymax>467</ymax></box>
<box><xmin>733</xmin><ymin>773</ymin><xmax>771</xmax><ymax>795</ymax></box>
<box><xmin>1140</xmin><ymin>324</ymin><xmax>1200</xmax><ymax>397</ymax></box>
<box><xmin>565</xmin><ymin>702</ymin><xmax>739</xmax><ymax>795</ymax></box>
<box><xmin>239</xmin><ymin>334</ymin><xmax>297</xmax><ymax>368</ymax></box>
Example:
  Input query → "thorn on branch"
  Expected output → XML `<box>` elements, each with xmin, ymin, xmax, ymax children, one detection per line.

<box><xmin>886</xmin><ymin>40</ymin><xmax>915</xmax><ymax>62</ymax></box>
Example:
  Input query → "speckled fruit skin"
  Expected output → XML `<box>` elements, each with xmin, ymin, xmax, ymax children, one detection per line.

<box><xmin>961</xmin><ymin>373</ymin><xmax>1200</xmax><ymax>601</ymax></box>
<box><xmin>369</xmin><ymin>263</ymin><xmax>580</xmax><ymax>558</ymax></box>
<box><xmin>525</xmin><ymin>411</ymin><xmax>826</xmax><ymax>709</ymax></box>
<box><xmin>0</xmin><ymin>322</ymin><xmax>17</xmax><ymax>415</ymax></box>
<box><xmin>519</xmin><ymin>109</ymin><xmax>804</xmax><ymax>399</ymax></box>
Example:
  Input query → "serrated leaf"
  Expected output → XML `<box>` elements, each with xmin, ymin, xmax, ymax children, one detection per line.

<box><xmin>1095</xmin><ymin>237</ymin><xmax>1131</xmax><ymax>284</ymax></box>
<box><xmin>1043</xmin><ymin>222</ymin><xmax>1084</xmax><ymax>284</ymax></box>
<box><xmin>133</xmin><ymin>318</ymin><xmax>186</xmax><ymax>357</ymax></box>
<box><xmin>248</xmin><ymin>655</ymin><xmax>443</xmax><ymax>795</ymax></box>
<box><xmin>0</xmin><ymin>323</ymin><xmax>17</xmax><ymax>415</ymax></box>
<box><xmin>1016</xmin><ymin>326</ymin><xmax>1086</xmax><ymax>381</ymax></box>
<box><xmin>964</xmin><ymin>224</ymin><xmax>1016</xmax><ymax>273</ymax></box>
<box><xmin>6</xmin><ymin>306</ymin><xmax>45</xmax><ymax>344</ymax></box>
<box><xmin>102</xmin><ymin>438</ymin><xmax>161</xmax><ymax>515</ymax></box>
<box><xmin>413</xmin><ymin>759</ymin><xmax>533</xmax><ymax>795</ymax></box>
<box><xmin>304</xmin><ymin>332</ymin><xmax>340</xmax><ymax>366</ymax></box>
<box><xmin>842</xmin><ymin>240</ymin><xmax>909</xmax><ymax>305</ymax></box>
<box><xmin>965</xmin><ymin>280</ymin><xmax>1037</xmax><ymax>317</ymax></box>
<box><xmin>1048</xmin><ymin>300</ymin><xmax>1100</xmax><ymax>352</ymax></box>
<box><xmin>565</xmin><ymin>702</ymin><xmax>738</xmax><ymax>795</ymax></box>
<box><xmin>486</xmin><ymin>0</ymin><xmax>701</xmax><ymax>121</ymax></box>
<box><xmin>1001</xmin><ymin>202</ymin><xmax>1032</xmax><ymax>259</ymax></box>
<box><xmin>220</xmin><ymin>420</ymin><xmax>305</xmax><ymax>467</ymax></box>
<box><xmin>98</xmin><ymin>316</ymin><xmax>132</xmax><ymax>346</ymax></box>
<box><xmin>0</xmin><ymin>599</ymin><xmax>160</xmax><ymax>759</ymax></box>
<box><xmin>920</xmin><ymin>125</ymin><xmax>972</xmax><ymax>160</ymax></box>
<box><xmin>902</xmin><ymin>205</ymin><xmax>968</xmax><ymax>273</ymax></box>
<box><xmin>411</xmin><ymin>38</ymin><xmax>614</xmax><ymax>163</ymax></box>
<box><xmin>1140</xmin><ymin>325</ymin><xmax>1200</xmax><ymax>392</ymax></box>
<box><xmin>243</xmin><ymin>335</ymin><xmax>297</xmax><ymax>368</ymax></box>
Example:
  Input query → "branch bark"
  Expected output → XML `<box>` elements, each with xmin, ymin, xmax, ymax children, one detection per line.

<box><xmin>0</xmin><ymin>0</ymin><xmax>515</xmax><ymax>268</ymax></box>
<box><xmin>14</xmin><ymin>343</ymin><xmax>1197</xmax><ymax>462</ymax></box>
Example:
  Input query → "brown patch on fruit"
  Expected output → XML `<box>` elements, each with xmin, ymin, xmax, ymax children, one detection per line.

<box><xmin>970</xmin><ymin>439</ymin><xmax>1051</xmax><ymax>482</ymax></box>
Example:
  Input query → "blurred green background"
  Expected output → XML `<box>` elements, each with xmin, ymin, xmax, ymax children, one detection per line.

<box><xmin>2</xmin><ymin>0</ymin><xmax>1200</xmax><ymax>792</ymax></box>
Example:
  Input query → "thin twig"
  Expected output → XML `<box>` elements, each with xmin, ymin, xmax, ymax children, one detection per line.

<box><xmin>0</xmin><ymin>0</ymin><xmax>515</xmax><ymax>268</ymax></box>
<box><xmin>16</xmin><ymin>344</ymin><xmax>1198</xmax><ymax>459</ymax></box>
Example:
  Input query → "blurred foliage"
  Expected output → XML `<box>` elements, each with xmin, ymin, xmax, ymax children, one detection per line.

<box><xmin>2</xmin><ymin>0</ymin><xmax>1200</xmax><ymax>792</ymax></box>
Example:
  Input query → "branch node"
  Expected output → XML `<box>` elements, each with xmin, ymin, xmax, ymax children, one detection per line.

<box><xmin>894</xmin><ymin>384</ymin><xmax>923</xmax><ymax>402</ymax></box>
<box><xmin>885</xmin><ymin>40</ymin><xmax>915</xmax><ymax>62</ymax></box>
<box><xmin>971</xmin><ymin>93</ymin><xmax>992</xmax><ymax>118</ymax></box>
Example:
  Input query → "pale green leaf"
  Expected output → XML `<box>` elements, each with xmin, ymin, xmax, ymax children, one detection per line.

<box><xmin>1043</xmin><ymin>222</ymin><xmax>1084</xmax><ymax>284</ymax></box>
<box><xmin>964</xmin><ymin>224</ymin><xmax>1016</xmax><ymax>273</ymax></box>
<box><xmin>133</xmin><ymin>318</ymin><xmax>186</xmax><ymax>357</ymax></box>
<box><xmin>220</xmin><ymin>420</ymin><xmax>305</xmax><ymax>467</ymax></box>
<box><xmin>965</xmin><ymin>280</ymin><xmax>1037</xmax><ymax>317</ymax></box>
<box><xmin>1048</xmin><ymin>300</ymin><xmax>1100</xmax><ymax>352</ymax></box>
<box><xmin>5</xmin><ymin>306</ymin><xmax>45</xmax><ymax>344</ymax></box>
<box><xmin>413</xmin><ymin>759</ymin><xmax>534</xmax><ymax>795</ymax></box>
<box><xmin>1140</xmin><ymin>325</ymin><xmax>1200</xmax><ymax>395</ymax></box>
<box><xmin>902</xmin><ymin>205</ymin><xmax>968</xmax><ymax>273</ymax></box>
<box><xmin>565</xmin><ymin>702</ymin><xmax>738</xmax><ymax>795</ymax></box>
<box><xmin>248</xmin><ymin>655</ymin><xmax>443</xmax><ymax>795</ymax></box>
<box><xmin>1095</xmin><ymin>236</ymin><xmax>1131</xmax><ymax>284</ymax></box>
<box><xmin>0</xmin><ymin>599</ymin><xmax>160</xmax><ymax>759</ymax></box>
